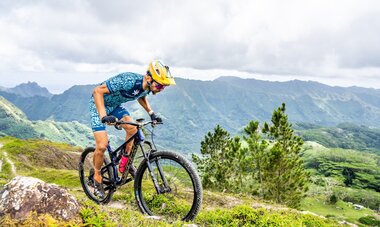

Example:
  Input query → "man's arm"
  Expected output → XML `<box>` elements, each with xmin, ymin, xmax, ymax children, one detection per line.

<box><xmin>137</xmin><ymin>96</ymin><xmax>153</xmax><ymax>115</ymax></box>
<box><xmin>138</xmin><ymin>96</ymin><xmax>162</xmax><ymax>122</ymax></box>
<box><xmin>93</xmin><ymin>84</ymin><xmax>110</xmax><ymax>119</ymax></box>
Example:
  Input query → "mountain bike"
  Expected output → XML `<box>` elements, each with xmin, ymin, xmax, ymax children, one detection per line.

<box><xmin>78</xmin><ymin>119</ymin><xmax>202</xmax><ymax>221</ymax></box>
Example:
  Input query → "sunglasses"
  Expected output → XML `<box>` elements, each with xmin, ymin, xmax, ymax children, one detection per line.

<box><xmin>153</xmin><ymin>80</ymin><xmax>166</xmax><ymax>90</ymax></box>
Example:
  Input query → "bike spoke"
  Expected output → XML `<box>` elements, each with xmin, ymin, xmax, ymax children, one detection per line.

<box><xmin>136</xmin><ymin>153</ymin><xmax>200</xmax><ymax>221</ymax></box>
<box><xmin>79</xmin><ymin>148</ymin><xmax>115</xmax><ymax>204</ymax></box>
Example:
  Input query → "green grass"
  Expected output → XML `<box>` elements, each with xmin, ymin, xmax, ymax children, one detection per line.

<box><xmin>0</xmin><ymin>136</ymin><xmax>16</xmax><ymax>144</ymax></box>
<box><xmin>2</xmin><ymin>137</ymin><xmax>80</xmax><ymax>156</ymax></box>
<box><xmin>196</xmin><ymin>205</ymin><xmax>342</xmax><ymax>227</ymax></box>
<box><xmin>79</xmin><ymin>200</ymin><xmax>183</xmax><ymax>227</ymax></box>
<box><xmin>0</xmin><ymin>144</ymin><xmax>15</xmax><ymax>186</ymax></box>
<box><xmin>0</xmin><ymin>162</ymin><xmax>13</xmax><ymax>186</ymax></box>
<box><xmin>21</xmin><ymin>168</ymin><xmax>81</xmax><ymax>188</ymax></box>
<box><xmin>112</xmin><ymin>183</ymin><xmax>136</xmax><ymax>204</ymax></box>
<box><xmin>300</xmin><ymin>197</ymin><xmax>375</xmax><ymax>224</ymax></box>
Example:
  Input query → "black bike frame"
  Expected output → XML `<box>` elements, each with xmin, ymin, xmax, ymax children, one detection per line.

<box><xmin>102</xmin><ymin>121</ymin><xmax>170</xmax><ymax>194</ymax></box>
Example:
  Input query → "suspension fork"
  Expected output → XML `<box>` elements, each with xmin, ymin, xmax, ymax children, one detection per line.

<box><xmin>139</xmin><ymin>141</ymin><xmax>161</xmax><ymax>193</ymax></box>
<box><xmin>140</xmin><ymin>141</ymin><xmax>171</xmax><ymax>193</ymax></box>
<box><xmin>155</xmin><ymin>157</ymin><xmax>171</xmax><ymax>193</ymax></box>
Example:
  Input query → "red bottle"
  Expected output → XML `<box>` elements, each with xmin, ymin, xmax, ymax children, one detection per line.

<box><xmin>119</xmin><ymin>155</ymin><xmax>128</xmax><ymax>173</ymax></box>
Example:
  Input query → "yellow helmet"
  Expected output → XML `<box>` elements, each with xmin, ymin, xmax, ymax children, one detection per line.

<box><xmin>147</xmin><ymin>60</ymin><xmax>176</xmax><ymax>86</ymax></box>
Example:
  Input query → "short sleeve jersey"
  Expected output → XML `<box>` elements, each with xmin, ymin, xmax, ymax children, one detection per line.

<box><xmin>97</xmin><ymin>72</ymin><xmax>150</xmax><ymax>114</ymax></box>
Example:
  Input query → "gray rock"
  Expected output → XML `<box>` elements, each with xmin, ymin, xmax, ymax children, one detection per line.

<box><xmin>0</xmin><ymin>176</ymin><xmax>80</xmax><ymax>220</ymax></box>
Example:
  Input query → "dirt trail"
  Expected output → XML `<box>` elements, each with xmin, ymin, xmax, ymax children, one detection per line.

<box><xmin>0</xmin><ymin>143</ymin><xmax>16</xmax><ymax>175</ymax></box>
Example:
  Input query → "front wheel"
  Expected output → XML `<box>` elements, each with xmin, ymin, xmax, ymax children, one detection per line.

<box><xmin>134</xmin><ymin>151</ymin><xmax>202</xmax><ymax>221</ymax></box>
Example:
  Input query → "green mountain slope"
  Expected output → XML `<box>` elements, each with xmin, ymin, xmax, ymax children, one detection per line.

<box><xmin>303</xmin><ymin>143</ymin><xmax>380</xmax><ymax>193</ymax></box>
<box><xmin>297</xmin><ymin>123</ymin><xmax>380</xmax><ymax>153</ymax></box>
<box><xmin>301</xmin><ymin>142</ymin><xmax>380</xmax><ymax>225</ymax></box>
<box><xmin>0</xmin><ymin>96</ymin><xmax>93</xmax><ymax>147</ymax></box>
<box><xmin>0</xmin><ymin>96</ymin><xmax>39</xmax><ymax>139</ymax></box>
<box><xmin>0</xmin><ymin>85</ymin><xmax>92</xmax><ymax>122</ymax></box>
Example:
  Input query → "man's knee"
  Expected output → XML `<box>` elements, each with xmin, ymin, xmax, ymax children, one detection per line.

<box><xmin>120</xmin><ymin>116</ymin><xmax>137</xmax><ymax>134</ymax></box>
<box><xmin>125</xmin><ymin>127</ymin><xmax>137</xmax><ymax>135</ymax></box>
<box><xmin>96</xmin><ymin>142</ymin><xmax>108</xmax><ymax>152</ymax></box>
<box><xmin>93</xmin><ymin>131</ymin><xmax>109</xmax><ymax>153</ymax></box>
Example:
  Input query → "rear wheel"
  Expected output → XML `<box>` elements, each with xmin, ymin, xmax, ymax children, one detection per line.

<box><xmin>134</xmin><ymin>151</ymin><xmax>202</xmax><ymax>221</ymax></box>
<box><xmin>79</xmin><ymin>147</ymin><xmax>115</xmax><ymax>204</ymax></box>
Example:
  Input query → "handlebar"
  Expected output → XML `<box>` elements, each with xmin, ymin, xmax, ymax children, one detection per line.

<box><xmin>110</xmin><ymin>118</ymin><xmax>162</xmax><ymax>130</ymax></box>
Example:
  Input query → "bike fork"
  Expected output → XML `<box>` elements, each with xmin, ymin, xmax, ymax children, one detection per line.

<box><xmin>155</xmin><ymin>157</ymin><xmax>171</xmax><ymax>192</ymax></box>
<box><xmin>139</xmin><ymin>141</ymin><xmax>170</xmax><ymax>194</ymax></box>
<box><xmin>145</xmin><ymin>157</ymin><xmax>171</xmax><ymax>194</ymax></box>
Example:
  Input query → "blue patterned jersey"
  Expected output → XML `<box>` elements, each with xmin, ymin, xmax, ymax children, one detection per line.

<box><xmin>90</xmin><ymin>72</ymin><xmax>150</xmax><ymax>114</ymax></box>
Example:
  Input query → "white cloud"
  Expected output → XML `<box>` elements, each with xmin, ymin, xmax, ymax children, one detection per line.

<box><xmin>0</xmin><ymin>0</ymin><xmax>380</xmax><ymax>92</ymax></box>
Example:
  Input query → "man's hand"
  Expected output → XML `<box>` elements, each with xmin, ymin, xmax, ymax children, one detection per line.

<box><xmin>101</xmin><ymin>115</ymin><xmax>117</xmax><ymax>124</ymax></box>
<box><xmin>150</xmin><ymin>112</ymin><xmax>162</xmax><ymax>123</ymax></box>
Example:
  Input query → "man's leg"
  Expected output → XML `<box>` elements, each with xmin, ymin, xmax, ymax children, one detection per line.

<box><xmin>93</xmin><ymin>131</ymin><xmax>108</xmax><ymax>183</ymax></box>
<box><xmin>119</xmin><ymin>115</ymin><xmax>137</xmax><ymax>176</ymax></box>
<box><xmin>121</xmin><ymin>115</ymin><xmax>137</xmax><ymax>155</ymax></box>
<box><xmin>108</xmin><ymin>106</ymin><xmax>135</xmax><ymax>174</ymax></box>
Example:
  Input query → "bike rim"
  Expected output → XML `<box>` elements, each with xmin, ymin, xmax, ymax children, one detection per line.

<box><xmin>80</xmin><ymin>151</ymin><xmax>113</xmax><ymax>203</ymax></box>
<box><xmin>136</xmin><ymin>155</ymin><xmax>197</xmax><ymax>221</ymax></box>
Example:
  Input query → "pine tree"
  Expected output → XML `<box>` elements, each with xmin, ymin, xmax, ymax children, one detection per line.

<box><xmin>192</xmin><ymin>125</ymin><xmax>238</xmax><ymax>191</ymax></box>
<box><xmin>261</xmin><ymin>103</ymin><xmax>310</xmax><ymax>208</ymax></box>
<box><xmin>229</xmin><ymin>136</ymin><xmax>244</xmax><ymax>192</ymax></box>
<box><xmin>242</xmin><ymin>120</ymin><xmax>268</xmax><ymax>195</ymax></box>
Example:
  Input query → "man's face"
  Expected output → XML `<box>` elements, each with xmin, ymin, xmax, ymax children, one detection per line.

<box><xmin>150</xmin><ymin>81</ymin><xmax>166</xmax><ymax>94</ymax></box>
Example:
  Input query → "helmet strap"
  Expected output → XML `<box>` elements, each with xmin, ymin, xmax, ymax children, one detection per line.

<box><xmin>146</xmin><ymin>75</ymin><xmax>152</xmax><ymax>91</ymax></box>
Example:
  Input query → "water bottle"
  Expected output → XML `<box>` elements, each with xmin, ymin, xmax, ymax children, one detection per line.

<box><xmin>119</xmin><ymin>154</ymin><xmax>128</xmax><ymax>173</ymax></box>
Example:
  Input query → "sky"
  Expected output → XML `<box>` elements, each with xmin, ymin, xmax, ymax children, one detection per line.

<box><xmin>0</xmin><ymin>0</ymin><xmax>380</xmax><ymax>93</ymax></box>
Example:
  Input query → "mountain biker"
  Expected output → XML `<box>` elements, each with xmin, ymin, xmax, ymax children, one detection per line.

<box><xmin>89</xmin><ymin>60</ymin><xmax>176</xmax><ymax>198</ymax></box>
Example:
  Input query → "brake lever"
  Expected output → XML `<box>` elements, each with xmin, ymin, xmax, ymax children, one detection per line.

<box><xmin>151</xmin><ymin>121</ymin><xmax>163</xmax><ymax>127</ymax></box>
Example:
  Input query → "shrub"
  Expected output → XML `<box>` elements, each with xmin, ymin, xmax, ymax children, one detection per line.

<box><xmin>358</xmin><ymin>215</ymin><xmax>380</xmax><ymax>226</ymax></box>
<box><xmin>329</xmin><ymin>194</ymin><xmax>338</xmax><ymax>204</ymax></box>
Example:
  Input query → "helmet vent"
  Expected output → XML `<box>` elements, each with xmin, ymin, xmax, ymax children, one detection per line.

<box><xmin>148</xmin><ymin>60</ymin><xmax>175</xmax><ymax>85</ymax></box>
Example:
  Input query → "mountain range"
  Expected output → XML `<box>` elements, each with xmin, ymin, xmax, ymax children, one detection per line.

<box><xmin>0</xmin><ymin>81</ymin><xmax>52</xmax><ymax>98</ymax></box>
<box><xmin>1</xmin><ymin>77</ymin><xmax>380</xmax><ymax>153</ymax></box>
